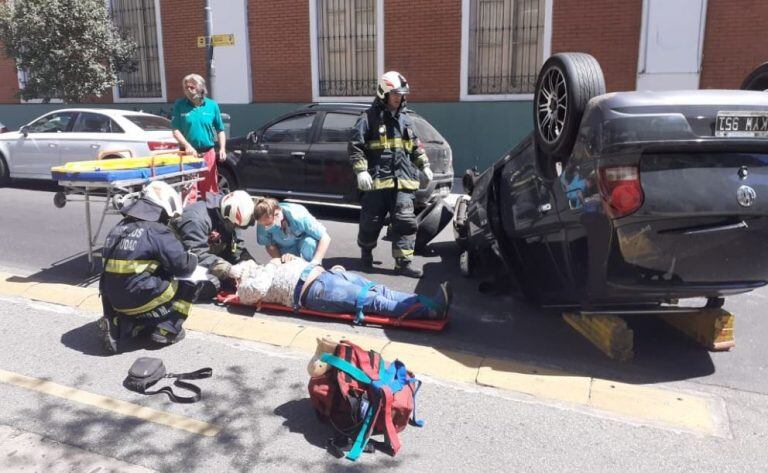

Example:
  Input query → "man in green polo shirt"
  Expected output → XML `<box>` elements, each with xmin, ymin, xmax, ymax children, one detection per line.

<box><xmin>171</xmin><ymin>73</ymin><xmax>226</xmax><ymax>202</ymax></box>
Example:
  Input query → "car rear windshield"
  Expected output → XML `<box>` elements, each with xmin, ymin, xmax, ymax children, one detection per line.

<box><xmin>409</xmin><ymin>115</ymin><xmax>446</xmax><ymax>144</ymax></box>
<box><xmin>124</xmin><ymin>115</ymin><xmax>172</xmax><ymax>131</ymax></box>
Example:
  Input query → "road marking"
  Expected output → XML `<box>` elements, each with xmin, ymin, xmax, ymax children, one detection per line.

<box><xmin>0</xmin><ymin>369</ymin><xmax>220</xmax><ymax>437</ymax></box>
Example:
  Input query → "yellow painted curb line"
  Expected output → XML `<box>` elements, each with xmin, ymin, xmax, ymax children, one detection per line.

<box><xmin>0</xmin><ymin>369</ymin><xmax>220</xmax><ymax>437</ymax></box>
<box><xmin>477</xmin><ymin>359</ymin><xmax>591</xmax><ymax>405</ymax></box>
<box><xmin>0</xmin><ymin>275</ymin><xmax>39</xmax><ymax>296</ymax></box>
<box><xmin>0</xmin><ymin>274</ymin><xmax>721</xmax><ymax>436</ymax></box>
<box><xmin>589</xmin><ymin>379</ymin><xmax>715</xmax><ymax>435</ymax></box>
<box><xmin>381</xmin><ymin>342</ymin><xmax>484</xmax><ymax>384</ymax></box>
<box><xmin>24</xmin><ymin>284</ymin><xmax>98</xmax><ymax>307</ymax></box>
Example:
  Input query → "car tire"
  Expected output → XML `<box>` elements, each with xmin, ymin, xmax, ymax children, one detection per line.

<box><xmin>453</xmin><ymin>194</ymin><xmax>471</xmax><ymax>250</ymax></box>
<box><xmin>415</xmin><ymin>198</ymin><xmax>455</xmax><ymax>253</ymax></box>
<box><xmin>218</xmin><ymin>166</ymin><xmax>237</xmax><ymax>194</ymax></box>
<box><xmin>533</xmin><ymin>52</ymin><xmax>605</xmax><ymax>161</ymax></box>
<box><xmin>741</xmin><ymin>62</ymin><xmax>768</xmax><ymax>91</ymax></box>
<box><xmin>0</xmin><ymin>154</ymin><xmax>8</xmax><ymax>186</ymax></box>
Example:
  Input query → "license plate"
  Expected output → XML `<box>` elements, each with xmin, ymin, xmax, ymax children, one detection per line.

<box><xmin>716</xmin><ymin>111</ymin><xmax>768</xmax><ymax>137</ymax></box>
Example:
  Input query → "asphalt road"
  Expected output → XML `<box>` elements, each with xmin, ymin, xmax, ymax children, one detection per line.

<box><xmin>1</xmin><ymin>180</ymin><xmax>768</xmax><ymax>471</ymax></box>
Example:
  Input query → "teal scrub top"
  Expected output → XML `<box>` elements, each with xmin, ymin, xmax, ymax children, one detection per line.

<box><xmin>256</xmin><ymin>203</ymin><xmax>327</xmax><ymax>251</ymax></box>
<box><xmin>171</xmin><ymin>97</ymin><xmax>224</xmax><ymax>149</ymax></box>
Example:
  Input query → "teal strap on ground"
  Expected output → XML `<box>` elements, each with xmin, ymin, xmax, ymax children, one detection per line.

<box><xmin>354</xmin><ymin>282</ymin><xmax>376</xmax><ymax>325</ymax></box>
<box><xmin>319</xmin><ymin>354</ymin><xmax>372</xmax><ymax>384</ymax></box>
<box><xmin>346</xmin><ymin>399</ymin><xmax>376</xmax><ymax>461</ymax></box>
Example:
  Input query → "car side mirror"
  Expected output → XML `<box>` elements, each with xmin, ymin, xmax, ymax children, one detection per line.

<box><xmin>20</xmin><ymin>125</ymin><xmax>29</xmax><ymax>137</ymax></box>
<box><xmin>248</xmin><ymin>131</ymin><xmax>259</xmax><ymax>146</ymax></box>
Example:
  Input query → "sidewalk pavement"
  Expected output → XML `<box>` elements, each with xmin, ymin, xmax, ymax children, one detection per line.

<box><xmin>0</xmin><ymin>424</ymin><xmax>155</xmax><ymax>473</ymax></box>
<box><xmin>0</xmin><ymin>271</ymin><xmax>726</xmax><ymax>438</ymax></box>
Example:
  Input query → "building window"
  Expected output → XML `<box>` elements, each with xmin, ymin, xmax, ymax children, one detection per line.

<box><xmin>315</xmin><ymin>0</ymin><xmax>378</xmax><ymax>97</ymax></box>
<box><xmin>467</xmin><ymin>0</ymin><xmax>547</xmax><ymax>96</ymax></box>
<box><xmin>110</xmin><ymin>0</ymin><xmax>164</xmax><ymax>99</ymax></box>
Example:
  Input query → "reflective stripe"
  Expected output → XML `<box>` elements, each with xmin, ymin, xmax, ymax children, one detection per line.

<box><xmin>370</xmin><ymin>177</ymin><xmax>420</xmax><ymax>190</ymax></box>
<box><xmin>352</xmin><ymin>160</ymin><xmax>368</xmax><ymax>172</ymax></box>
<box><xmin>413</xmin><ymin>152</ymin><xmax>429</xmax><ymax>168</ymax></box>
<box><xmin>366</xmin><ymin>138</ymin><xmax>414</xmax><ymax>150</ymax></box>
<box><xmin>172</xmin><ymin>300</ymin><xmax>192</xmax><ymax>316</ymax></box>
<box><xmin>103</xmin><ymin>259</ymin><xmax>160</xmax><ymax>275</ymax></box>
<box><xmin>397</xmin><ymin>178</ymin><xmax>420</xmax><ymax>190</ymax></box>
<box><xmin>115</xmin><ymin>281</ymin><xmax>178</xmax><ymax>316</ymax></box>
<box><xmin>393</xmin><ymin>248</ymin><xmax>415</xmax><ymax>259</ymax></box>
<box><xmin>372</xmin><ymin>177</ymin><xmax>395</xmax><ymax>189</ymax></box>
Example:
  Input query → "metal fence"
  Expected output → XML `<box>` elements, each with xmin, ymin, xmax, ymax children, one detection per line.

<box><xmin>110</xmin><ymin>0</ymin><xmax>163</xmax><ymax>99</ymax></box>
<box><xmin>468</xmin><ymin>0</ymin><xmax>545</xmax><ymax>95</ymax></box>
<box><xmin>317</xmin><ymin>0</ymin><xmax>377</xmax><ymax>97</ymax></box>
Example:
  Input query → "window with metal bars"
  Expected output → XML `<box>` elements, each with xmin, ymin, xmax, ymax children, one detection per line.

<box><xmin>468</xmin><ymin>0</ymin><xmax>545</xmax><ymax>95</ymax></box>
<box><xmin>316</xmin><ymin>0</ymin><xmax>377</xmax><ymax>97</ymax></box>
<box><xmin>110</xmin><ymin>0</ymin><xmax>163</xmax><ymax>99</ymax></box>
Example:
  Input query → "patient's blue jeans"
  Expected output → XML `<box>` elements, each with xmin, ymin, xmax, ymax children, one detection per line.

<box><xmin>303</xmin><ymin>269</ymin><xmax>428</xmax><ymax>318</ymax></box>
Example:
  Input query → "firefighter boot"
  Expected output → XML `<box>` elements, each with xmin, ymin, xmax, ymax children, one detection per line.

<box><xmin>394</xmin><ymin>258</ymin><xmax>423</xmax><ymax>278</ymax></box>
<box><xmin>361</xmin><ymin>248</ymin><xmax>373</xmax><ymax>269</ymax></box>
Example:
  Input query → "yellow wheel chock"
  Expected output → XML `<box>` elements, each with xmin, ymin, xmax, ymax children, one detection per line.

<box><xmin>563</xmin><ymin>312</ymin><xmax>634</xmax><ymax>362</ymax></box>
<box><xmin>658</xmin><ymin>308</ymin><xmax>735</xmax><ymax>351</ymax></box>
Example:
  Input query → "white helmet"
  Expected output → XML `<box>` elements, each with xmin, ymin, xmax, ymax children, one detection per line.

<box><xmin>376</xmin><ymin>71</ymin><xmax>410</xmax><ymax>99</ymax></box>
<box><xmin>220</xmin><ymin>191</ymin><xmax>255</xmax><ymax>228</ymax></box>
<box><xmin>143</xmin><ymin>181</ymin><xmax>182</xmax><ymax>219</ymax></box>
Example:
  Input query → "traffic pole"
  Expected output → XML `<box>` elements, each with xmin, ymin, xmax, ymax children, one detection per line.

<box><xmin>204</xmin><ymin>0</ymin><xmax>214</xmax><ymax>98</ymax></box>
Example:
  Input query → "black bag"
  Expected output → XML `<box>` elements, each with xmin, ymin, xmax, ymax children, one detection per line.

<box><xmin>123</xmin><ymin>357</ymin><xmax>212</xmax><ymax>403</ymax></box>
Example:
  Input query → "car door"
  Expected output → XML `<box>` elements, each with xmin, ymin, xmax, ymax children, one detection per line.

<box><xmin>60</xmin><ymin>112</ymin><xmax>124</xmax><ymax>164</ymax></box>
<box><xmin>304</xmin><ymin>111</ymin><xmax>359</xmax><ymax>202</ymax></box>
<box><xmin>8</xmin><ymin>111</ymin><xmax>76</xmax><ymax>178</ymax></box>
<box><xmin>498</xmin><ymin>142</ymin><xmax>570</xmax><ymax>298</ymax></box>
<box><xmin>240</xmin><ymin>113</ymin><xmax>317</xmax><ymax>196</ymax></box>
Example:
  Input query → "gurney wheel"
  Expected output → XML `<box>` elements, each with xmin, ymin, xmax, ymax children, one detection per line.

<box><xmin>53</xmin><ymin>192</ymin><xmax>67</xmax><ymax>209</ymax></box>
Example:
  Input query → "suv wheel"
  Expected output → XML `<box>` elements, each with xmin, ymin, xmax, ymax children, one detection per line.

<box><xmin>741</xmin><ymin>62</ymin><xmax>768</xmax><ymax>91</ymax></box>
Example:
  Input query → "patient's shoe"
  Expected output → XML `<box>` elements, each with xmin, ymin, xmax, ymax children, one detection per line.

<box><xmin>427</xmin><ymin>281</ymin><xmax>452</xmax><ymax>320</ymax></box>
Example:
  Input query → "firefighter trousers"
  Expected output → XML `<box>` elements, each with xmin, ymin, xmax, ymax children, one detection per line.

<box><xmin>357</xmin><ymin>188</ymin><xmax>417</xmax><ymax>261</ymax></box>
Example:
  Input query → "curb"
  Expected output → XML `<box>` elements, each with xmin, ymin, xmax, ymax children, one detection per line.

<box><xmin>0</xmin><ymin>272</ymin><xmax>722</xmax><ymax>436</ymax></box>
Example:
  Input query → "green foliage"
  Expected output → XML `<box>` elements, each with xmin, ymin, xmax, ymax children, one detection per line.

<box><xmin>0</xmin><ymin>0</ymin><xmax>137</xmax><ymax>103</ymax></box>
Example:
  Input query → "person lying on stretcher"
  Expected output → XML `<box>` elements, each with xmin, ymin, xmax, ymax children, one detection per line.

<box><xmin>229</xmin><ymin>255</ymin><xmax>451</xmax><ymax>320</ymax></box>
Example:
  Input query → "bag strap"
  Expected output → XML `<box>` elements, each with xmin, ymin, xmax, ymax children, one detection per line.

<box><xmin>144</xmin><ymin>367</ymin><xmax>212</xmax><ymax>403</ymax></box>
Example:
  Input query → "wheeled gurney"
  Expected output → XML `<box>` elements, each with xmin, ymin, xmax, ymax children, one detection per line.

<box><xmin>52</xmin><ymin>154</ymin><xmax>206</xmax><ymax>273</ymax></box>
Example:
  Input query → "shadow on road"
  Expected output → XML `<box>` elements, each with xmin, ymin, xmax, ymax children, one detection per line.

<box><xmin>7</xmin><ymin>253</ymin><xmax>100</xmax><ymax>287</ymax></box>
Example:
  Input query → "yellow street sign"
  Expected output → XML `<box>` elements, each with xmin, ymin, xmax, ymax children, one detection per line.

<box><xmin>197</xmin><ymin>34</ymin><xmax>235</xmax><ymax>48</ymax></box>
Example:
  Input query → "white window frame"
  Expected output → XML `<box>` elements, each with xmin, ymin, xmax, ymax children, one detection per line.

<box><xmin>110</xmin><ymin>0</ymin><xmax>168</xmax><ymax>103</ymax></box>
<box><xmin>460</xmin><ymin>0</ymin><xmax>553</xmax><ymax>101</ymax></box>
<box><xmin>309</xmin><ymin>0</ymin><xmax>384</xmax><ymax>103</ymax></box>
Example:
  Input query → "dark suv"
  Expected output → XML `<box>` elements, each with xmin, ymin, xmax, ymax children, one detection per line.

<box><xmin>218</xmin><ymin>103</ymin><xmax>453</xmax><ymax>208</ymax></box>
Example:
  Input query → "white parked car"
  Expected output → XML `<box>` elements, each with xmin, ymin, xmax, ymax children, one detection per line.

<box><xmin>0</xmin><ymin>108</ymin><xmax>179</xmax><ymax>184</ymax></box>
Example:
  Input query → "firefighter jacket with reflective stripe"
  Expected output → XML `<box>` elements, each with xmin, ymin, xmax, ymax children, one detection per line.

<box><xmin>348</xmin><ymin>101</ymin><xmax>430</xmax><ymax>191</ymax></box>
<box><xmin>173</xmin><ymin>193</ymin><xmax>249</xmax><ymax>279</ymax></box>
<box><xmin>100</xmin><ymin>218</ymin><xmax>197</xmax><ymax>316</ymax></box>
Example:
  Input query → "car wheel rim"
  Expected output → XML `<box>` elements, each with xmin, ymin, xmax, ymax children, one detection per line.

<box><xmin>218</xmin><ymin>174</ymin><xmax>230</xmax><ymax>195</ymax></box>
<box><xmin>536</xmin><ymin>66</ymin><xmax>568</xmax><ymax>144</ymax></box>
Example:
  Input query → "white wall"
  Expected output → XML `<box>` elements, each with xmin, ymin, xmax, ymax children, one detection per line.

<box><xmin>636</xmin><ymin>0</ymin><xmax>708</xmax><ymax>91</ymax></box>
<box><xmin>211</xmin><ymin>0</ymin><xmax>252</xmax><ymax>103</ymax></box>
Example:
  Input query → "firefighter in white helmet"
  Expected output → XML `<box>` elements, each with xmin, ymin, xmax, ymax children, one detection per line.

<box><xmin>98</xmin><ymin>181</ymin><xmax>199</xmax><ymax>354</ymax></box>
<box><xmin>174</xmin><ymin>190</ymin><xmax>257</xmax><ymax>300</ymax></box>
<box><xmin>348</xmin><ymin>71</ymin><xmax>433</xmax><ymax>278</ymax></box>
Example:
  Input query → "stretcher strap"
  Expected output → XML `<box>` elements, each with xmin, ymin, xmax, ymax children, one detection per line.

<box><xmin>354</xmin><ymin>282</ymin><xmax>376</xmax><ymax>325</ymax></box>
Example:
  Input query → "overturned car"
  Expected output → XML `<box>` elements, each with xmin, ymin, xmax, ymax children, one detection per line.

<box><xmin>455</xmin><ymin>52</ymin><xmax>768</xmax><ymax>310</ymax></box>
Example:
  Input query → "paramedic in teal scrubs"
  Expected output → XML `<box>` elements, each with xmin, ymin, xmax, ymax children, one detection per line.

<box><xmin>253</xmin><ymin>197</ymin><xmax>331</xmax><ymax>265</ymax></box>
<box><xmin>171</xmin><ymin>73</ymin><xmax>226</xmax><ymax>202</ymax></box>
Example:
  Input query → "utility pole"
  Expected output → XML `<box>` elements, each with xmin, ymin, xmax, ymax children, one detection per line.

<box><xmin>204</xmin><ymin>0</ymin><xmax>215</xmax><ymax>98</ymax></box>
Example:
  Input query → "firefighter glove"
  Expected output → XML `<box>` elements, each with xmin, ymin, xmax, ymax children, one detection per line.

<box><xmin>357</xmin><ymin>171</ymin><xmax>373</xmax><ymax>191</ymax></box>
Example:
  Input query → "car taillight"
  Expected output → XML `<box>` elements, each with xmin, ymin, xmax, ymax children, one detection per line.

<box><xmin>597</xmin><ymin>165</ymin><xmax>643</xmax><ymax>218</ymax></box>
<box><xmin>148</xmin><ymin>141</ymin><xmax>179</xmax><ymax>151</ymax></box>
